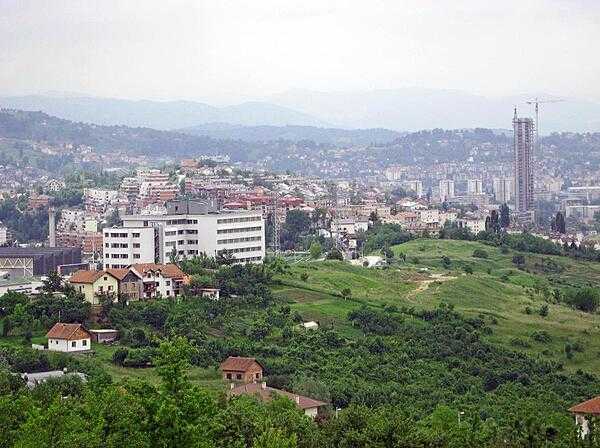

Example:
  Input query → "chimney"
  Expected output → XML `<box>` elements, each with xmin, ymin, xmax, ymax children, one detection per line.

<box><xmin>261</xmin><ymin>382</ymin><xmax>267</xmax><ymax>390</ymax></box>
<box><xmin>48</xmin><ymin>207</ymin><xmax>56</xmax><ymax>247</ymax></box>
<box><xmin>295</xmin><ymin>395</ymin><xmax>300</xmax><ymax>405</ymax></box>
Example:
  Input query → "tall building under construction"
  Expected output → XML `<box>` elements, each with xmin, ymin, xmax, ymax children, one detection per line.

<box><xmin>513</xmin><ymin>109</ymin><xmax>535</xmax><ymax>215</ymax></box>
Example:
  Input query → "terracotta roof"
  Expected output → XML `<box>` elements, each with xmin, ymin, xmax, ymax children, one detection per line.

<box><xmin>69</xmin><ymin>270</ymin><xmax>108</xmax><ymax>284</ymax></box>
<box><xmin>105</xmin><ymin>268</ymin><xmax>141</xmax><ymax>281</ymax></box>
<box><xmin>130</xmin><ymin>263</ymin><xmax>186</xmax><ymax>279</ymax></box>
<box><xmin>230</xmin><ymin>382</ymin><xmax>328</xmax><ymax>410</ymax></box>
<box><xmin>220</xmin><ymin>356</ymin><xmax>263</xmax><ymax>372</ymax></box>
<box><xmin>570</xmin><ymin>396</ymin><xmax>600</xmax><ymax>415</ymax></box>
<box><xmin>46</xmin><ymin>323</ymin><xmax>90</xmax><ymax>340</ymax></box>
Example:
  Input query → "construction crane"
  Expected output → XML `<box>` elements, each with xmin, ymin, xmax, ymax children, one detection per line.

<box><xmin>525</xmin><ymin>97</ymin><xmax>564</xmax><ymax>151</ymax></box>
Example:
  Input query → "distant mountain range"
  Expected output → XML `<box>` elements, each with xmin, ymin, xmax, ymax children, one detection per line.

<box><xmin>269</xmin><ymin>88</ymin><xmax>600</xmax><ymax>133</ymax></box>
<box><xmin>2</xmin><ymin>89</ymin><xmax>600</xmax><ymax>133</ymax></box>
<box><xmin>179</xmin><ymin>123</ymin><xmax>403</xmax><ymax>145</ymax></box>
<box><xmin>0</xmin><ymin>95</ymin><xmax>327</xmax><ymax>130</ymax></box>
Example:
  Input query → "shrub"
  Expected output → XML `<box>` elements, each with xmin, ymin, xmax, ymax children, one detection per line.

<box><xmin>464</xmin><ymin>265</ymin><xmax>473</xmax><ymax>274</ymax></box>
<box><xmin>564</xmin><ymin>287</ymin><xmax>600</xmax><ymax>313</ymax></box>
<box><xmin>341</xmin><ymin>288</ymin><xmax>352</xmax><ymax>300</ymax></box>
<box><xmin>510</xmin><ymin>337</ymin><xmax>530</xmax><ymax>348</ymax></box>
<box><xmin>512</xmin><ymin>254</ymin><xmax>526</xmax><ymax>266</ymax></box>
<box><xmin>300</xmin><ymin>272</ymin><xmax>309</xmax><ymax>282</ymax></box>
<box><xmin>326</xmin><ymin>249</ymin><xmax>343</xmax><ymax>261</ymax></box>
<box><xmin>112</xmin><ymin>348</ymin><xmax>129</xmax><ymax>366</ymax></box>
<box><xmin>538</xmin><ymin>304</ymin><xmax>549</xmax><ymax>317</ymax></box>
<box><xmin>500</xmin><ymin>246</ymin><xmax>510</xmax><ymax>254</ymax></box>
<box><xmin>441</xmin><ymin>255</ymin><xmax>451</xmax><ymax>269</ymax></box>
<box><xmin>472</xmin><ymin>249</ymin><xmax>488</xmax><ymax>259</ymax></box>
<box><xmin>531</xmin><ymin>331</ymin><xmax>552</xmax><ymax>343</ymax></box>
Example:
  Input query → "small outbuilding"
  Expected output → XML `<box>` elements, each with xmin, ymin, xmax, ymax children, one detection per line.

<box><xmin>89</xmin><ymin>329</ymin><xmax>119</xmax><ymax>343</ymax></box>
<box><xmin>570</xmin><ymin>396</ymin><xmax>600</xmax><ymax>438</ymax></box>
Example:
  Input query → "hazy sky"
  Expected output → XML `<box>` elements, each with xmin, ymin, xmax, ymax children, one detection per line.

<box><xmin>1</xmin><ymin>0</ymin><xmax>599</xmax><ymax>103</ymax></box>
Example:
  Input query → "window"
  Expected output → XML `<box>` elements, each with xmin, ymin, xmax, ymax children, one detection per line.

<box><xmin>108</xmin><ymin>285</ymin><xmax>113</xmax><ymax>291</ymax></box>
<box><xmin>71</xmin><ymin>341</ymin><xmax>76</xmax><ymax>347</ymax></box>
<box><xmin>132</xmin><ymin>233</ymin><xmax>140</xmax><ymax>238</ymax></box>
<box><xmin>82</xmin><ymin>340</ymin><xmax>87</xmax><ymax>346</ymax></box>
<box><xmin>166</xmin><ymin>280</ymin><xmax>171</xmax><ymax>286</ymax></box>
<box><xmin>133</xmin><ymin>254</ymin><xmax>140</xmax><ymax>259</ymax></box>
<box><xmin>226</xmin><ymin>373</ymin><xmax>232</xmax><ymax>379</ymax></box>
<box><xmin>236</xmin><ymin>373</ymin><xmax>242</xmax><ymax>380</ymax></box>
<box><xmin>105</xmin><ymin>243</ymin><xmax>109</xmax><ymax>248</ymax></box>
<box><xmin>133</xmin><ymin>243</ymin><xmax>140</xmax><ymax>248</ymax></box>
<box><xmin>255</xmin><ymin>373</ymin><xmax>260</xmax><ymax>379</ymax></box>
<box><xmin>103</xmin><ymin>276</ymin><xmax>107</xmax><ymax>281</ymax></box>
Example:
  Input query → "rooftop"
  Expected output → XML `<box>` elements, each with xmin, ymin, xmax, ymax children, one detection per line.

<box><xmin>230</xmin><ymin>382</ymin><xmax>328</xmax><ymax>410</ymax></box>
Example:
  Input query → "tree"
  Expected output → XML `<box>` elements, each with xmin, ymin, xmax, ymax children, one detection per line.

<box><xmin>555</xmin><ymin>212</ymin><xmax>566</xmax><ymax>234</ymax></box>
<box><xmin>309</xmin><ymin>242</ymin><xmax>322</xmax><ymax>259</ymax></box>
<box><xmin>341</xmin><ymin>288</ymin><xmax>352</xmax><ymax>300</ymax></box>
<box><xmin>41</xmin><ymin>271</ymin><xmax>63</xmax><ymax>293</ymax></box>
<box><xmin>500</xmin><ymin>203</ymin><xmax>510</xmax><ymax>228</ymax></box>
<box><xmin>326</xmin><ymin>248</ymin><xmax>343</xmax><ymax>260</ymax></box>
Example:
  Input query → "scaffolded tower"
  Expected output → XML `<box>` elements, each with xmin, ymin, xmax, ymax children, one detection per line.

<box><xmin>513</xmin><ymin>108</ymin><xmax>535</xmax><ymax>214</ymax></box>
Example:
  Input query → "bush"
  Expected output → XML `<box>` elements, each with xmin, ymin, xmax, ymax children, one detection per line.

<box><xmin>300</xmin><ymin>272</ymin><xmax>309</xmax><ymax>282</ymax></box>
<box><xmin>510</xmin><ymin>338</ymin><xmax>530</xmax><ymax>348</ymax></box>
<box><xmin>531</xmin><ymin>331</ymin><xmax>552</xmax><ymax>344</ymax></box>
<box><xmin>441</xmin><ymin>255</ymin><xmax>451</xmax><ymax>269</ymax></box>
<box><xmin>326</xmin><ymin>249</ymin><xmax>343</xmax><ymax>261</ymax></box>
<box><xmin>538</xmin><ymin>304</ymin><xmax>549</xmax><ymax>317</ymax></box>
<box><xmin>564</xmin><ymin>287</ymin><xmax>600</xmax><ymax>313</ymax></box>
<box><xmin>512</xmin><ymin>255</ymin><xmax>526</xmax><ymax>266</ymax></box>
<box><xmin>112</xmin><ymin>348</ymin><xmax>129</xmax><ymax>366</ymax></box>
<box><xmin>472</xmin><ymin>249</ymin><xmax>488</xmax><ymax>259</ymax></box>
<box><xmin>464</xmin><ymin>265</ymin><xmax>473</xmax><ymax>274</ymax></box>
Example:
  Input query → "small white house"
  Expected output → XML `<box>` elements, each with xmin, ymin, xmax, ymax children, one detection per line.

<box><xmin>300</xmin><ymin>321</ymin><xmax>319</xmax><ymax>330</ymax></box>
<box><xmin>46</xmin><ymin>323</ymin><xmax>92</xmax><ymax>353</ymax></box>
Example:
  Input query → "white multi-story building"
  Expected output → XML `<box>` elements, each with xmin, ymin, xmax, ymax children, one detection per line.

<box><xmin>404</xmin><ymin>180</ymin><xmax>423</xmax><ymax>198</ymax></box>
<box><xmin>467</xmin><ymin>179</ymin><xmax>483</xmax><ymax>195</ymax></box>
<box><xmin>102</xmin><ymin>227</ymin><xmax>157</xmax><ymax>269</ymax></box>
<box><xmin>103</xmin><ymin>200</ymin><xmax>265</xmax><ymax>267</ymax></box>
<box><xmin>439</xmin><ymin>180</ymin><xmax>455</xmax><ymax>202</ymax></box>
<box><xmin>493</xmin><ymin>178</ymin><xmax>512</xmax><ymax>204</ymax></box>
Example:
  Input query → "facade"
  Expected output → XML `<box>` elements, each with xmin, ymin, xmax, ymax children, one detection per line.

<box><xmin>130</xmin><ymin>263</ymin><xmax>187</xmax><ymax>298</ymax></box>
<box><xmin>0</xmin><ymin>247</ymin><xmax>81</xmax><ymax>278</ymax></box>
<box><xmin>69</xmin><ymin>270</ymin><xmax>119</xmax><ymax>305</ymax></box>
<box><xmin>46</xmin><ymin>323</ymin><xmax>91</xmax><ymax>352</ymax></box>
<box><xmin>220</xmin><ymin>356</ymin><xmax>264</xmax><ymax>383</ymax></box>
<box><xmin>103</xmin><ymin>200</ymin><xmax>265</xmax><ymax>265</ymax></box>
<box><xmin>493</xmin><ymin>178</ymin><xmax>512</xmax><ymax>204</ymax></box>
<box><xmin>439</xmin><ymin>180</ymin><xmax>455</xmax><ymax>202</ymax></box>
<box><xmin>106</xmin><ymin>268</ymin><xmax>143</xmax><ymax>301</ymax></box>
<box><xmin>456</xmin><ymin>217</ymin><xmax>486</xmax><ymax>234</ymax></box>
<box><xmin>404</xmin><ymin>180</ymin><xmax>423</xmax><ymax>198</ymax></box>
<box><xmin>89</xmin><ymin>329</ymin><xmax>119</xmax><ymax>343</ymax></box>
<box><xmin>513</xmin><ymin>111</ymin><xmax>535</xmax><ymax>213</ymax></box>
<box><xmin>467</xmin><ymin>179</ymin><xmax>483</xmax><ymax>195</ymax></box>
<box><xmin>102</xmin><ymin>226</ymin><xmax>157</xmax><ymax>269</ymax></box>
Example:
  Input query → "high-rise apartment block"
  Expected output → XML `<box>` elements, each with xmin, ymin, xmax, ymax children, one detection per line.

<box><xmin>467</xmin><ymin>179</ymin><xmax>483</xmax><ymax>195</ymax></box>
<box><xmin>513</xmin><ymin>110</ymin><xmax>535</xmax><ymax>213</ymax></box>
<box><xmin>493</xmin><ymin>178</ymin><xmax>512</xmax><ymax>204</ymax></box>
<box><xmin>439</xmin><ymin>180</ymin><xmax>455</xmax><ymax>202</ymax></box>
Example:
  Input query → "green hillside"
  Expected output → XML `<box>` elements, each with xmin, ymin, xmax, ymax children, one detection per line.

<box><xmin>276</xmin><ymin>239</ymin><xmax>600</xmax><ymax>372</ymax></box>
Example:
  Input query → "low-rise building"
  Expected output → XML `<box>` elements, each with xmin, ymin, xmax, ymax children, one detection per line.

<box><xmin>219</xmin><ymin>356</ymin><xmax>264</xmax><ymax>383</ymax></box>
<box><xmin>130</xmin><ymin>263</ymin><xmax>187</xmax><ymax>298</ymax></box>
<box><xmin>46</xmin><ymin>323</ymin><xmax>91</xmax><ymax>352</ymax></box>
<box><xmin>69</xmin><ymin>270</ymin><xmax>119</xmax><ymax>305</ymax></box>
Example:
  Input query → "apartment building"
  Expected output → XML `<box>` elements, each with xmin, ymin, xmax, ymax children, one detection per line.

<box><xmin>103</xmin><ymin>200</ymin><xmax>265</xmax><ymax>266</ymax></box>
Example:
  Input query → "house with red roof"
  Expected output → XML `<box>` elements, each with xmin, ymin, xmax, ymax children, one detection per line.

<box><xmin>570</xmin><ymin>396</ymin><xmax>600</xmax><ymax>438</ymax></box>
<box><xmin>129</xmin><ymin>263</ymin><xmax>187</xmax><ymax>298</ymax></box>
<box><xmin>219</xmin><ymin>356</ymin><xmax>264</xmax><ymax>383</ymax></box>
<box><xmin>46</xmin><ymin>323</ymin><xmax>91</xmax><ymax>353</ymax></box>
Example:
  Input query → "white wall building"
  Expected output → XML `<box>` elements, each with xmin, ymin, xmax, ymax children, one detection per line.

<box><xmin>439</xmin><ymin>180</ymin><xmax>455</xmax><ymax>202</ymax></box>
<box><xmin>467</xmin><ymin>179</ymin><xmax>483</xmax><ymax>195</ymax></box>
<box><xmin>404</xmin><ymin>180</ymin><xmax>424</xmax><ymax>198</ymax></box>
<box><xmin>103</xmin><ymin>200</ymin><xmax>265</xmax><ymax>265</ymax></box>
<box><xmin>493</xmin><ymin>178</ymin><xmax>512</xmax><ymax>204</ymax></box>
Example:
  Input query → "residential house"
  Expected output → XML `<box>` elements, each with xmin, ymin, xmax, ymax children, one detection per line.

<box><xmin>21</xmin><ymin>369</ymin><xmax>86</xmax><ymax>389</ymax></box>
<box><xmin>69</xmin><ymin>270</ymin><xmax>119</xmax><ymax>305</ymax></box>
<box><xmin>229</xmin><ymin>382</ymin><xmax>328</xmax><ymax>419</ymax></box>
<box><xmin>46</xmin><ymin>323</ymin><xmax>91</xmax><ymax>352</ymax></box>
<box><xmin>106</xmin><ymin>268</ymin><xmax>143</xmax><ymax>301</ymax></box>
<box><xmin>569</xmin><ymin>396</ymin><xmax>600</xmax><ymax>438</ymax></box>
<box><xmin>219</xmin><ymin>356</ymin><xmax>264</xmax><ymax>383</ymax></box>
<box><xmin>130</xmin><ymin>263</ymin><xmax>187</xmax><ymax>298</ymax></box>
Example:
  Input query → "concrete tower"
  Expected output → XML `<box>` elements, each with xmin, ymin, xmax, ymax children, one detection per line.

<box><xmin>513</xmin><ymin>109</ymin><xmax>535</xmax><ymax>214</ymax></box>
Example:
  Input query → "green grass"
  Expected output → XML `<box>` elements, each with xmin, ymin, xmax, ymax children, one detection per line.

<box><xmin>274</xmin><ymin>239</ymin><xmax>600</xmax><ymax>372</ymax></box>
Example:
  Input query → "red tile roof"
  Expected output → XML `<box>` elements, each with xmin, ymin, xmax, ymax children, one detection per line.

<box><xmin>130</xmin><ymin>263</ymin><xmax>186</xmax><ymax>279</ymax></box>
<box><xmin>69</xmin><ymin>270</ymin><xmax>110</xmax><ymax>284</ymax></box>
<box><xmin>230</xmin><ymin>382</ymin><xmax>328</xmax><ymax>410</ymax></box>
<box><xmin>46</xmin><ymin>323</ymin><xmax>90</xmax><ymax>340</ymax></box>
<box><xmin>105</xmin><ymin>268</ymin><xmax>141</xmax><ymax>281</ymax></box>
<box><xmin>570</xmin><ymin>396</ymin><xmax>600</xmax><ymax>415</ymax></box>
<box><xmin>220</xmin><ymin>356</ymin><xmax>263</xmax><ymax>372</ymax></box>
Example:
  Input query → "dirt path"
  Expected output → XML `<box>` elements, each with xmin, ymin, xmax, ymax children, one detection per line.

<box><xmin>407</xmin><ymin>273</ymin><xmax>457</xmax><ymax>299</ymax></box>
